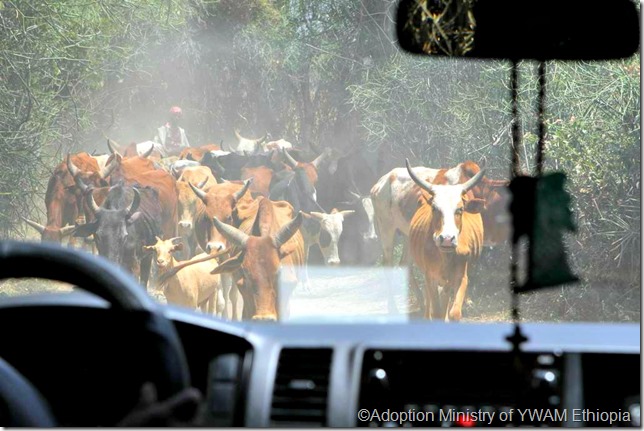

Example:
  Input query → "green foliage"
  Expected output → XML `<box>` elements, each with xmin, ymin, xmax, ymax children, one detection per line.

<box><xmin>0</xmin><ymin>0</ymin><xmax>187</xmax><ymax>236</ymax></box>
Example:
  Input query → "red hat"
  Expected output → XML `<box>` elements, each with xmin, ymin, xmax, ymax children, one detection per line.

<box><xmin>169</xmin><ymin>106</ymin><xmax>182</xmax><ymax>115</ymax></box>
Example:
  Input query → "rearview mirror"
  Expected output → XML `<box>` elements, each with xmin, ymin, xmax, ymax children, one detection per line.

<box><xmin>396</xmin><ymin>0</ymin><xmax>640</xmax><ymax>60</ymax></box>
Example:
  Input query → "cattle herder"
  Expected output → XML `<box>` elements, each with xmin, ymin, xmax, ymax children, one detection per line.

<box><xmin>154</xmin><ymin>106</ymin><xmax>191</xmax><ymax>157</ymax></box>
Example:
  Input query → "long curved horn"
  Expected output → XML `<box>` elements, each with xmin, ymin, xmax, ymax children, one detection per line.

<box><xmin>21</xmin><ymin>217</ymin><xmax>45</xmax><ymax>234</ymax></box>
<box><xmin>311</xmin><ymin>148</ymin><xmax>331</xmax><ymax>170</ymax></box>
<box><xmin>99</xmin><ymin>156</ymin><xmax>118</xmax><ymax>179</ymax></box>
<box><xmin>66</xmin><ymin>154</ymin><xmax>81</xmax><ymax>177</ymax></box>
<box><xmin>189</xmin><ymin>181</ymin><xmax>207</xmax><ymax>202</ymax></box>
<box><xmin>405</xmin><ymin>158</ymin><xmax>435</xmax><ymax>195</ymax></box>
<box><xmin>196</xmin><ymin>177</ymin><xmax>208</xmax><ymax>189</ymax></box>
<box><xmin>169</xmin><ymin>236</ymin><xmax>183</xmax><ymax>244</ymax></box>
<box><xmin>73</xmin><ymin>172</ymin><xmax>90</xmax><ymax>193</ymax></box>
<box><xmin>232</xmin><ymin>178</ymin><xmax>252</xmax><ymax>202</ymax></box>
<box><xmin>462</xmin><ymin>168</ymin><xmax>486</xmax><ymax>193</ymax></box>
<box><xmin>273</xmin><ymin>212</ymin><xmax>303</xmax><ymax>249</ymax></box>
<box><xmin>87</xmin><ymin>190</ymin><xmax>101</xmax><ymax>215</ymax></box>
<box><xmin>141</xmin><ymin>142</ymin><xmax>155</xmax><ymax>158</ymax></box>
<box><xmin>281</xmin><ymin>148</ymin><xmax>298</xmax><ymax>169</ymax></box>
<box><xmin>60</xmin><ymin>224</ymin><xmax>76</xmax><ymax>237</ymax></box>
<box><xmin>309</xmin><ymin>211</ymin><xmax>326</xmax><ymax>221</ymax></box>
<box><xmin>213</xmin><ymin>217</ymin><xmax>249</xmax><ymax>249</ymax></box>
<box><xmin>126</xmin><ymin>188</ymin><xmax>141</xmax><ymax>215</ymax></box>
<box><xmin>107</xmin><ymin>139</ymin><xmax>120</xmax><ymax>155</ymax></box>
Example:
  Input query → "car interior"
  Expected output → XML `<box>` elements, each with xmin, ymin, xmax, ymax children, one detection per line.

<box><xmin>0</xmin><ymin>0</ymin><xmax>640</xmax><ymax>427</ymax></box>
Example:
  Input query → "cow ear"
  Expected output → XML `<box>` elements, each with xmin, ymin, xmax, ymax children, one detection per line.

<box><xmin>142</xmin><ymin>245</ymin><xmax>155</xmax><ymax>252</ymax></box>
<box><xmin>279</xmin><ymin>242</ymin><xmax>298</xmax><ymax>260</ymax></box>
<box><xmin>127</xmin><ymin>211</ymin><xmax>142</xmax><ymax>225</ymax></box>
<box><xmin>211</xmin><ymin>252</ymin><xmax>245</xmax><ymax>275</ymax></box>
<box><xmin>73</xmin><ymin>222</ymin><xmax>97</xmax><ymax>237</ymax></box>
<box><xmin>465</xmin><ymin>198</ymin><xmax>486</xmax><ymax>214</ymax></box>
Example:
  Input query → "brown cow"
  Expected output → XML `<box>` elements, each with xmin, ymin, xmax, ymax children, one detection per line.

<box><xmin>189</xmin><ymin>179</ymin><xmax>254</xmax><ymax>319</ymax></box>
<box><xmin>211</xmin><ymin>197</ymin><xmax>305</xmax><ymax>320</ymax></box>
<box><xmin>407</xmin><ymin>160</ymin><xmax>486</xmax><ymax>321</ymax></box>
<box><xmin>144</xmin><ymin>237</ymin><xmax>223</xmax><ymax>315</ymax></box>
<box><xmin>177</xmin><ymin>166</ymin><xmax>217</xmax><ymax>190</ymax></box>
<box><xmin>175</xmin><ymin>167</ymin><xmax>218</xmax><ymax>258</ymax></box>
<box><xmin>189</xmin><ymin>179</ymin><xmax>253</xmax><ymax>254</ymax></box>
<box><xmin>371</xmin><ymin>160</ymin><xmax>509</xmax><ymax>311</ymax></box>
<box><xmin>23</xmin><ymin>152</ymin><xmax>112</xmax><ymax>245</ymax></box>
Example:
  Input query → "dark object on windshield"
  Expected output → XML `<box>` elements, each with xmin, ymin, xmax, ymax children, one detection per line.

<box><xmin>396</xmin><ymin>0</ymin><xmax>640</xmax><ymax>60</ymax></box>
<box><xmin>509</xmin><ymin>173</ymin><xmax>579</xmax><ymax>293</ymax></box>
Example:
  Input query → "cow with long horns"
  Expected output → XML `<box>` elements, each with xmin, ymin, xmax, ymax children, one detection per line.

<box><xmin>22</xmin><ymin>152</ymin><xmax>112</xmax><ymax>245</ymax></box>
<box><xmin>188</xmin><ymin>178</ymin><xmax>254</xmax><ymax>319</ymax></box>
<box><xmin>73</xmin><ymin>183</ymin><xmax>164</xmax><ymax>289</ymax></box>
<box><xmin>210</xmin><ymin>197</ymin><xmax>305</xmax><ymax>321</ymax></box>
<box><xmin>406</xmin><ymin>159</ymin><xmax>487</xmax><ymax>321</ymax></box>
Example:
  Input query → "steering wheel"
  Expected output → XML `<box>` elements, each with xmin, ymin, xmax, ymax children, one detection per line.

<box><xmin>0</xmin><ymin>240</ymin><xmax>191</xmax><ymax>426</ymax></box>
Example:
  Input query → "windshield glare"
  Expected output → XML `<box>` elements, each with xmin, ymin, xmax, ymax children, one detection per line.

<box><xmin>2</xmin><ymin>1</ymin><xmax>639</xmax><ymax>324</ymax></box>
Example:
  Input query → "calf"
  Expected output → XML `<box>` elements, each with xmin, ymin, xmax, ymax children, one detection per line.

<box><xmin>144</xmin><ymin>237</ymin><xmax>223</xmax><ymax>315</ymax></box>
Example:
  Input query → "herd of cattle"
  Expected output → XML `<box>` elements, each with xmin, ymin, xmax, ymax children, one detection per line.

<box><xmin>21</xmin><ymin>132</ymin><xmax>511</xmax><ymax>321</ymax></box>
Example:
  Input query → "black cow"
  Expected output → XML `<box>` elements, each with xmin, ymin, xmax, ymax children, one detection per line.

<box><xmin>73</xmin><ymin>182</ymin><xmax>163</xmax><ymax>289</ymax></box>
<box><xmin>335</xmin><ymin>190</ymin><xmax>381</xmax><ymax>266</ymax></box>
<box><xmin>199</xmin><ymin>151</ymin><xmax>276</xmax><ymax>181</ymax></box>
<box><xmin>314</xmin><ymin>148</ymin><xmax>381</xmax><ymax>266</ymax></box>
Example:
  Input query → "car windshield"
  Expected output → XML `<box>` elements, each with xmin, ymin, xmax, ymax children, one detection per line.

<box><xmin>2</xmin><ymin>1</ymin><xmax>639</xmax><ymax>324</ymax></box>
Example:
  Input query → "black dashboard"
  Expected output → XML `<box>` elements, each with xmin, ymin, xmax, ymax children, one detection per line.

<box><xmin>0</xmin><ymin>292</ymin><xmax>640</xmax><ymax>427</ymax></box>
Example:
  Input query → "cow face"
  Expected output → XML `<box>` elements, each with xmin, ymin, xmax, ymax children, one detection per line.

<box><xmin>176</xmin><ymin>181</ymin><xmax>201</xmax><ymax>234</ymax></box>
<box><xmin>74</xmin><ymin>186</ymin><xmax>142</xmax><ymax>265</ymax></box>
<box><xmin>189</xmin><ymin>179</ymin><xmax>252</xmax><ymax>253</ymax></box>
<box><xmin>406</xmin><ymin>159</ymin><xmax>485</xmax><ymax>250</ymax></box>
<box><xmin>210</xmin><ymin>201</ymin><xmax>303</xmax><ymax>320</ymax></box>
<box><xmin>305</xmin><ymin>209</ymin><xmax>355</xmax><ymax>265</ymax></box>
<box><xmin>66</xmin><ymin>154</ymin><xmax>115</xmax><ymax>188</ymax></box>
<box><xmin>143</xmin><ymin>237</ymin><xmax>183</xmax><ymax>269</ymax></box>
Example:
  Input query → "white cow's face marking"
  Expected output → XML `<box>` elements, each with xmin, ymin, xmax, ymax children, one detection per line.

<box><xmin>315</xmin><ymin>212</ymin><xmax>347</xmax><ymax>265</ymax></box>
<box><xmin>428</xmin><ymin>185</ymin><xmax>467</xmax><ymax>249</ymax></box>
